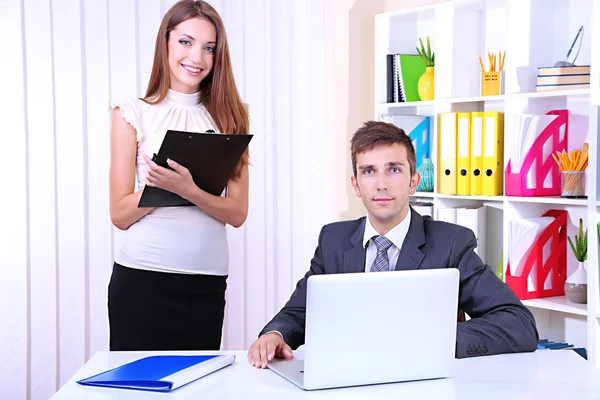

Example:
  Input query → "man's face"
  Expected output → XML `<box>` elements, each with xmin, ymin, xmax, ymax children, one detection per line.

<box><xmin>351</xmin><ymin>144</ymin><xmax>419</xmax><ymax>232</ymax></box>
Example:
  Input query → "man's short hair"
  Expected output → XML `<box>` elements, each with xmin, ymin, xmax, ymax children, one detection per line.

<box><xmin>350</xmin><ymin>120</ymin><xmax>417</xmax><ymax>177</ymax></box>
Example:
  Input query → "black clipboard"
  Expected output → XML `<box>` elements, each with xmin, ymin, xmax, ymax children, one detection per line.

<box><xmin>138</xmin><ymin>130</ymin><xmax>253</xmax><ymax>207</ymax></box>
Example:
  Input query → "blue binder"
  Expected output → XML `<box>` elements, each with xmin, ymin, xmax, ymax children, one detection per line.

<box><xmin>384</xmin><ymin>115</ymin><xmax>431</xmax><ymax>168</ymax></box>
<box><xmin>408</xmin><ymin>117</ymin><xmax>431</xmax><ymax>168</ymax></box>
<box><xmin>77</xmin><ymin>354</ymin><xmax>235</xmax><ymax>392</ymax></box>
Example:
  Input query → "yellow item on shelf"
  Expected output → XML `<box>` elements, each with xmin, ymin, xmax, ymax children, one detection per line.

<box><xmin>438</xmin><ymin>112</ymin><xmax>458</xmax><ymax>194</ymax></box>
<box><xmin>480</xmin><ymin>50</ymin><xmax>506</xmax><ymax>96</ymax></box>
<box><xmin>456</xmin><ymin>113</ymin><xmax>471</xmax><ymax>195</ymax></box>
<box><xmin>552</xmin><ymin>143</ymin><xmax>589</xmax><ymax>172</ymax></box>
<box><xmin>481</xmin><ymin>71</ymin><xmax>504</xmax><ymax>96</ymax></box>
<box><xmin>418</xmin><ymin>66</ymin><xmax>435</xmax><ymax>101</ymax></box>
<box><xmin>469</xmin><ymin>112</ymin><xmax>484</xmax><ymax>196</ymax></box>
<box><xmin>481</xmin><ymin>112</ymin><xmax>504</xmax><ymax>196</ymax></box>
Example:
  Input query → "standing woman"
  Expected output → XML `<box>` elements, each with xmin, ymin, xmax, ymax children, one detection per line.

<box><xmin>108</xmin><ymin>0</ymin><xmax>249</xmax><ymax>351</ymax></box>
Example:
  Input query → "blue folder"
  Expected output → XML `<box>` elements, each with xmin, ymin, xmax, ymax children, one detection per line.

<box><xmin>77</xmin><ymin>354</ymin><xmax>235</xmax><ymax>392</ymax></box>
<box><xmin>408</xmin><ymin>117</ymin><xmax>431</xmax><ymax>169</ymax></box>
<box><xmin>385</xmin><ymin>115</ymin><xmax>431</xmax><ymax>169</ymax></box>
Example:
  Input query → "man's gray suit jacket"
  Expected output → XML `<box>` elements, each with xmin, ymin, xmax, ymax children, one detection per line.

<box><xmin>260</xmin><ymin>207</ymin><xmax>539</xmax><ymax>358</ymax></box>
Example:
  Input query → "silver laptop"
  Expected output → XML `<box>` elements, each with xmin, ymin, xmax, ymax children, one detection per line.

<box><xmin>268</xmin><ymin>268</ymin><xmax>460</xmax><ymax>390</ymax></box>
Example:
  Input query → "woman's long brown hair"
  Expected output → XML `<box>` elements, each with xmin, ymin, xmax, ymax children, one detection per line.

<box><xmin>144</xmin><ymin>0</ymin><xmax>249</xmax><ymax>179</ymax></box>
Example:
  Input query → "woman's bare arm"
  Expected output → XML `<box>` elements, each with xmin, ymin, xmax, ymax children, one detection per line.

<box><xmin>109</xmin><ymin>108</ymin><xmax>154</xmax><ymax>230</ymax></box>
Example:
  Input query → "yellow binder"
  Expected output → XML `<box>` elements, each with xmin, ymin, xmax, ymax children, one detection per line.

<box><xmin>456</xmin><ymin>113</ymin><xmax>471</xmax><ymax>195</ymax></box>
<box><xmin>469</xmin><ymin>112</ymin><xmax>484</xmax><ymax>195</ymax></box>
<box><xmin>438</xmin><ymin>112</ymin><xmax>457</xmax><ymax>194</ymax></box>
<box><xmin>482</xmin><ymin>111</ymin><xmax>504</xmax><ymax>196</ymax></box>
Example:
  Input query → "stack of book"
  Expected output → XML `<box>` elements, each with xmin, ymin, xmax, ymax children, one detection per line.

<box><xmin>537</xmin><ymin>339</ymin><xmax>587</xmax><ymax>359</ymax></box>
<box><xmin>535</xmin><ymin>65</ymin><xmax>590</xmax><ymax>91</ymax></box>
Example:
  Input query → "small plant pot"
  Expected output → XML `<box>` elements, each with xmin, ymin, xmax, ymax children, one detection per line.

<box><xmin>564</xmin><ymin>261</ymin><xmax>587</xmax><ymax>304</ymax></box>
<box><xmin>564</xmin><ymin>282</ymin><xmax>587</xmax><ymax>304</ymax></box>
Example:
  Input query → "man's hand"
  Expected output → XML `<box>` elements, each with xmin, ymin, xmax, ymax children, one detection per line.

<box><xmin>247</xmin><ymin>332</ymin><xmax>293</xmax><ymax>369</ymax></box>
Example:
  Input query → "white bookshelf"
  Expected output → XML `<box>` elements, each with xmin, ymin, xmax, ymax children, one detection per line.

<box><xmin>522</xmin><ymin>296</ymin><xmax>587</xmax><ymax>317</ymax></box>
<box><xmin>375</xmin><ymin>0</ymin><xmax>600</xmax><ymax>367</ymax></box>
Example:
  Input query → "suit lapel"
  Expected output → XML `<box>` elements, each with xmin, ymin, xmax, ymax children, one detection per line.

<box><xmin>343</xmin><ymin>218</ymin><xmax>367</xmax><ymax>274</ymax></box>
<box><xmin>394</xmin><ymin>207</ymin><xmax>426</xmax><ymax>271</ymax></box>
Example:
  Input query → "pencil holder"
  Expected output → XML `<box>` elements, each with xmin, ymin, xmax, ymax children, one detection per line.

<box><xmin>480</xmin><ymin>71</ymin><xmax>505</xmax><ymax>96</ymax></box>
<box><xmin>561</xmin><ymin>171</ymin><xmax>586</xmax><ymax>198</ymax></box>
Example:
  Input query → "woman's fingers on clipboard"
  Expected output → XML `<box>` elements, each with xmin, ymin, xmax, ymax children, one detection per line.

<box><xmin>143</xmin><ymin>154</ymin><xmax>168</xmax><ymax>180</ymax></box>
<box><xmin>143</xmin><ymin>154</ymin><xmax>193</xmax><ymax>196</ymax></box>
<box><xmin>165</xmin><ymin>158</ymin><xmax>190</xmax><ymax>176</ymax></box>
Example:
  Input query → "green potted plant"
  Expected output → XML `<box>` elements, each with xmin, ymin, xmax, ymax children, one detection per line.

<box><xmin>564</xmin><ymin>218</ymin><xmax>587</xmax><ymax>303</ymax></box>
<box><xmin>416</xmin><ymin>36</ymin><xmax>435</xmax><ymax>101</ymax></box>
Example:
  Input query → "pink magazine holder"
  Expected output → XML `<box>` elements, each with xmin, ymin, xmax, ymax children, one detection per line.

<box><xmin>505</xmin><ymin>110</ymin><xmax>569</xmax><ymax>196</ymax></box>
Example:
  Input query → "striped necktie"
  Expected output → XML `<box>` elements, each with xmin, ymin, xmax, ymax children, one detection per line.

<box><xmin>369</xmin><ymin>235</ymin><xmax>393</xmax><ymax>272</ymax></box>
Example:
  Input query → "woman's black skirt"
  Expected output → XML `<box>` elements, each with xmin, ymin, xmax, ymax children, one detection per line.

<box><xmin>108</xmin><ymin>262</ymin><xmax>227</xmax><ymax>351</ymax></box>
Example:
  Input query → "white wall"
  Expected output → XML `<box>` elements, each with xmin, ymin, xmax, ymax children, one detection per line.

<box><xmin>0</xmin><ymin>0</ymin><xmax>330</xmax><ymax>398</ymax></box>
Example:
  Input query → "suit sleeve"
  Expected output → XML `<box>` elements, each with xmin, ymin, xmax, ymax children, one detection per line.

<box><xmin>451</xmin><ymin>229</ymin><xmax>539</xmax><ymax>358</ymax></box>
<box><xmin>258</xmin><ymin>226</ymin><xmax>327</xmax><ymax>349</ymax></box>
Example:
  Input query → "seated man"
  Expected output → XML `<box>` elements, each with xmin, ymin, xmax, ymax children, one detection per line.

<box><xmin>248</xmin><ymin>120</ymin><xmax>538</xmax><ymax>368</ymax></box>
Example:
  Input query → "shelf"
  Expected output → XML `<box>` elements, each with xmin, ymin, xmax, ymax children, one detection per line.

<box><xmin>411</xmin><ymin>192</ymin><xmax>435</xmax><ymax>198</ymax></box>
<box><xmin>379</xmin><ymin>100</ymin><xmax>435</xmax><ymax>110</ymax></box>
<box><xmin>522</xmin><ymin>296</ymin><xmax>588</xmax><ymax>317</ymax></box>
<box><xmin>504</xmin><ymin>196</ymin><xmax>589</xmax><ymax>206</ymax></box>
<box><xmin>436</xmin><ymin>194</ymin><xmax>503</xmax><ymax>202</ymax></box>
<box><xmin>378</xmin><ymin>89</ymin><xmax>590</xmax><ymax>111</ymax></box>
<box><xmin>441</xmin><ymin>95</ymin><xmax>505</xmax><ymax>103</ymax></box>
<box><xmin>409</xmin><ymin>193</ymin><xmax>588</xmax><ymax>205</ymax></box>
<box><xmin>507</xmin><ymin>88</ymin><xmax>590</xmax><ymax>100</ymax></box>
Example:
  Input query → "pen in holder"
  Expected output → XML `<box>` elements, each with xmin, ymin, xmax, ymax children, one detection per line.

<box><xmin>552</xmin><ymin>143</ymin><xmax>588</xmax><ymax>199</ymax></box>
<box><xmin>481</xmin><ymin>70</ymin><xmax>505</xmax><ymax>96</ymax></box>
<box><xmin>479</xmin><ymin>50</ymin><xmax>506</xmax><ymax>96</ymax></box>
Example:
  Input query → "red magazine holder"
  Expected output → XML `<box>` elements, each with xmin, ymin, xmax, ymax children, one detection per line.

<box><xmin>505</xmin><ymin>210</ymin><xmax>567</xmax><ymax>300</ymax></box>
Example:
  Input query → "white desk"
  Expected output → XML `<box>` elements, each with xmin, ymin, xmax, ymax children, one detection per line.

<box><xmin>51</xmin><ymin>350</ymin><xmax>600</xmax><ymax>399</ymax></box>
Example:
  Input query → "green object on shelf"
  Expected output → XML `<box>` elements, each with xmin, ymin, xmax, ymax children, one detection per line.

<box><xmin>416</xmin><ymin>157</ymin><xmax>434</xmax><ymax>192</ymax></box>
<box><xmin>397</xmin><ymin>54</ymin><xmax>427</xmax><ymax>102</ymax></box>
<box><xmin>416</xmin><ymin>36</ymin><xmax>435</xmax><ymax>67</ymax></box>
<box><xmin>495</xmin><ymin>252</ymin><xmax>504</xmax><ymax>282</ymax></box>
<box><xmin>567</xmin><ymin>218</ymin><xmax>587</xmax><ymax>262</ymax></box>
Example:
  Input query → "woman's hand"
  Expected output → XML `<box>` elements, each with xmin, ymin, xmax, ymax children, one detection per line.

<box><xmin>143</xmin><ymin>154</ymin><xmax>195</xmax><ymax>199</ymax></box>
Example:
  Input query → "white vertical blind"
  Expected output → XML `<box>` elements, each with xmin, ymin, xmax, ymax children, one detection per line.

<box><xmin>23</xmin><ymin>0</ymin><xmax>59</xmax><ymax>398</ymax></box>
<box><xmin>0</xmin><ymin>2</ymin><xmax>29</xmax><ymax>399</ymax></box>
